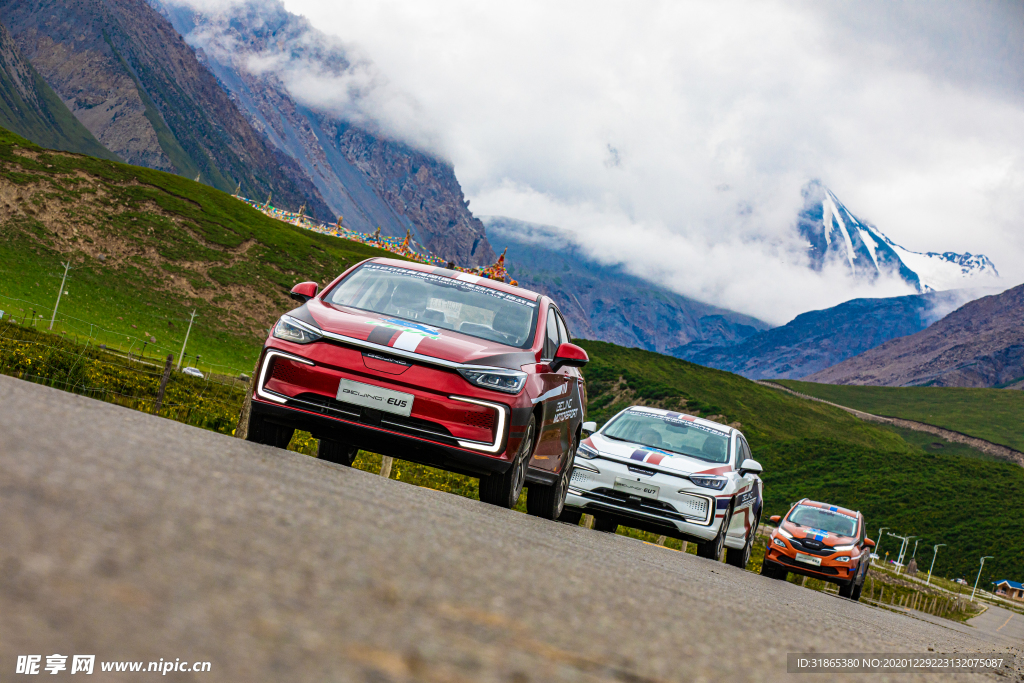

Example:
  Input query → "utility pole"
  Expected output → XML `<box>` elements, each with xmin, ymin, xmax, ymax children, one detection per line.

<box><xmin>49</xmin><ymin>261</ymin><xmax>71</xmax><ymax>331</ymax></box>
<box><xmin>176</xmin><ymin>309</ymin><xmax>197</xmax><ymax>371</ymax></box>
<box><xmin>972</xmin><ymin>556</ymin><xmax>993</xmax><ymax>601</ymax></box>
<box><xmin>927</xmin><ymin>544</ymin><xmax>946</xmax><ymax>585</ymax></box>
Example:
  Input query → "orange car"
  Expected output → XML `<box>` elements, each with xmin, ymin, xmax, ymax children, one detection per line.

<box><xmin>760</xmin><ymin>499</ymin><xmax>875</xmax><ymax>600</ymax></box>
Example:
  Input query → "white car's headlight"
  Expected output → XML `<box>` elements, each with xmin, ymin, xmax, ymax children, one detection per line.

<box><xmin>835</xmin><ymin>556</ymin><xmax>851</xmax><ymax>562</ymax></box>
<box><xmin>777</xmin><ymin>527</ymin><xmax>794</xmax><ymax>539</ymax></box>
<box><xmin>458</xmin><ymin>367</ymin><xmax>527</xmax><ymax>394</ymax></box>
<box><xmin>273</xmin><ymin>316</ymin><xmax>322</xmax><ymax>344</ymax></box>
<box><xmin>689</xmin><ymin>475</ymin><xmax>727</xmax><ymax>490</ymax></box>
<box><xmin>576</xmin><ymin>443</ymin><xmax>600</xmax><ymax>459</ymax></box>
<box><xmin>833</xmin><ymin>544</ymin><xmax>855</xmax><ymax>552</ymax></box>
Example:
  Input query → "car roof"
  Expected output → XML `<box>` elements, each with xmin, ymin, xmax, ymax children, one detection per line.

<box><xmin>369</xmin><ymin>258</ymin><xmax>540</xmax><ymax>302</ymax></box>
<box><xmin>793</xmin><ymin>499</ymin><xmax>861</xmax><ymax>518</ymax></box>
<box><xmin>624</xmin><ymin>406</ymin><xmax>735</xmax><ymax>436</ymax></box>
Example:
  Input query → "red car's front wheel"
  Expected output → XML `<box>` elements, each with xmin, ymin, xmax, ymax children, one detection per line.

<box><xmin>479</xmin><ymin>416</ymin><xmax>533</xmax><ymax>509</ymax></box>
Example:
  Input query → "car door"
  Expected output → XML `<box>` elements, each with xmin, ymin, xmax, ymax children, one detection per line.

<box><xmin>727</xmin><ymin>436</ymin><xmax>759</xmax><ymax>542</ymax></box>
<box><xmin>529</xmin><ymin>305</ymin><xmax>574</xmax><ymax>474</ymax></box>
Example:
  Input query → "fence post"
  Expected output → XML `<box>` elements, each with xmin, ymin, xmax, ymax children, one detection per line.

<box><xmin>380</xmin><ymin>456</ymin><xmax>394</xmax><ymax>478</ymax></box>
<box><xmin>154</xmin><ymin>354</ymin><xmax>173</xmax><ymax>414</ymax></box>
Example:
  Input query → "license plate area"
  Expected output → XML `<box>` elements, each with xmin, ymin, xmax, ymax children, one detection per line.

<box><xmin>613</xmin><ymin>477</ymin><xmax>660</xmax><ymax>500</ymax></box>
<box><xmin>336</xmin><ymin>379</ymin><xmax>413</xmax><ymax>417</ymax></box>
<box><xmin>795</xmin><ymin>553</ymin><xmax>822</xmax><ymax>566</ymax></box>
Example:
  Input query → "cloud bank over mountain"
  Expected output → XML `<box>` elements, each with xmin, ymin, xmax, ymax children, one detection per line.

<box><xmin>184</xmin><ymin>0</ymin><xmax>1023</xmax><ymax>323</ymax></box>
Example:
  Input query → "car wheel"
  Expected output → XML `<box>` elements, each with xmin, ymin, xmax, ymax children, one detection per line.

<box><xmin>479</xmin><ymin>416</ymin><xmax>533</xmax><ymax>508</ymax></box>
<box><xmin>557</xmin><ymin>509</ymin><xmax>584</xmax><ymax>525</ymax></box>
<box><xmin>526</xmin><ymin>441</ymin><xmax>573</xmax><ymax>520</ymax></box>
<box><xmin>761</xmin><ymin>560</ymin><xmax>787</xmax><ymax>580</ymax></box>
<box><xmin>838</xmin><ymin>580</ymin><xmax>856</xmax><ymax>599</ymax></box>
<box><xmin>725</xmin><ymin>525</ymin><xmax>753</xmax><ymax>569</ymax></box>
<box><xmin>592</xmin><ymin>516</ymin><xmax>618</xmax><ymax>533</ymax></box>
<box><xmin>245</xmin><ymin>407</ymin><xmax>294</xmax><ymax>449</ymax></box>
<box><xmin>697</xmin><ymin>506</ymin><xmax>731</xmax><ymax>561</ymax></box>
<box><xmin>317</xmin><ymin>438</ymin><xmax>358</xmax><ymax>466</ymax></box>
<box><xmin>851</xmin><ymin>582</ymin><xmax>863</xmax><ymax>602</ymax></box>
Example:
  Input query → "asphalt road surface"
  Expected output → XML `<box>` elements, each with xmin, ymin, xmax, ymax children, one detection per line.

<box><xmin>2</xmin><ymin>375</ymin><xmax>1021</xmax><ymax>682</ymax></box>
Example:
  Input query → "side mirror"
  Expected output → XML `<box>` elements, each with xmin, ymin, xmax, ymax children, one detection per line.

<box><xmin>290</xmin><ymin>281</ymin><xmax>318</xmax><ymax>303</ymax></box>
<box><xmin>769</xmin><ymin>515</ymin><xmax>781</xmax><ymax>523</ymax></box>
<box><xmin>550</xmin><ymin>342</ymin><xmax>589</xmax><ymax>372</ymax></box>
<box><xmin>582</xmin><ymin>421</ymin><xmax>597</xmax><ymax>434</ymax></box>
<box><xmin>864</xmin><ymin>538</ymin><xmax>876</xmax><ymax>548</ymax></box>
<box><xmin>738</xmin><ymin>458</ymin><xmax>762</xmax><ymax>476</ymax></box>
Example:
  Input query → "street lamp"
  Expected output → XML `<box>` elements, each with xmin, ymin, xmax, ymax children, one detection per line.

<box><xmin>971</xmin><ymin>556</ymin><xmax>994</xmax><ymax>601</ymax></box>
<box><xmin>911</xmin><ymin>539</ymin><xmax>919</xmax><ymax>559</ymax></box>
<box><xmin>875</xmin><ymin>527</ymin><xmax>889</xmax><ymax>560</ymax></box>
<box><xmin>926</xmin><ymin>544</ymin><xmax>946</xmax><ymax>585</ymax></box>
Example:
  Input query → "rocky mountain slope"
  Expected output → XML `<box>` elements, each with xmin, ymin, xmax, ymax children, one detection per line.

<box><xmin>679</xmin><ymin>290</ymin><xmax>986</xmax><ymax>380</ymax></box>
<box><xmin>0</xmin><ymin>0</ymin><xmax>330</xmax><ymax>219</ymax></box>
<box><xmin>154</xmin><ymin>0</ymin><xmax>495</xmax><ymax>267</ymax></box>
<box><xmin>484</xmin><ymin>216</ymin><xmax>768</xmax><ymax>352</ymax></box>
<box><xmin>800</xmin><ymin>181</ymin><xmax>998</xmax><ymax>292</ymax></box>
<box><xmin>806</xmin><ymin>282</ymin><xmax>1024</xmax><ymax>387</ymax></box>
<box><xmin>0</xmin><ymin>21</ymin><xmax>116</xmax><ymax>160</ymax></box>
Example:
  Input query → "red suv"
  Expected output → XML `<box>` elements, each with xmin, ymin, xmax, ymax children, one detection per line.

<box><xmin>245</xmin><ymin>258</ymin><xmax>589</xmax><ymax>519</ymax></box>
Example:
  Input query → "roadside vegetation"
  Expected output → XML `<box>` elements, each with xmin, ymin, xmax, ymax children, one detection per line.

<box><xmin>778</xmin><ymin>380</ymin><xmax>1024</xmax><ymax>453</ymax></box>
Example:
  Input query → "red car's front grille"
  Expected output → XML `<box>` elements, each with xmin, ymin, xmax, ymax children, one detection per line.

<box><xmin>271</xmin><ymin>357</ymin><xmax>309</xmax><ymax>384</ymax></box>
<box><xmin>463</xmin><ymin>410</ymin><xmax>495</xmax><ymax>431</ymax></box>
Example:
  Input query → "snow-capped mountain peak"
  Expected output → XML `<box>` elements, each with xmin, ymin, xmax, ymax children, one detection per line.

<box><xmin>798</xmin><ymin>181</ymin><xmax>998</xmax><ymax>292</ymax></box>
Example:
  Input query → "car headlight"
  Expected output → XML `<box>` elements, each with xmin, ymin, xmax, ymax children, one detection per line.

<box><xmin>772</xmin><ymin>538</ymin><xmax>786</xmax><ymax>548</ymax></box>
<box><xmin>833</xmin><ymin>544</ymin><xmax>855</xmax><ymax>552</ymax></box>
<box><xmin>689</xmin><ymin>475</ymin><xmax>727</xmax><ymax>490</ymax></box>
<box><xmin>458</xmin><ymin>367</ymin><xmax>527</xmax><ymax>394</ymax></box>
<box><xmin>273</xmin><ymin>316</ymin><xmax>322</xmax><ymax>344</ymax></box>
<box><xmin>777</xmin><ymin>527</ymin><xmax>794</xmax><ymax>539</ymax></box>
<box><xmin>835</xmin><ymin>556</ymin><xmax>851</xmax><ymax>562</ymax></box>
<box><xmin>577</xmin><ymin>443</ymin><xmax>600</xmax><ymax>459</ymax></box>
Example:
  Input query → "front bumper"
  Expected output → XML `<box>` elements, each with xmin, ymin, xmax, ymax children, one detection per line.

<box><xmin>564</xmin><ymin>456</ymin><xmax>722</xmax><ymax>542</ymax></box>
<box><xmin>764</xmin><ymin>542</ymin><xmax>861</xmax><ymax>583</ymax></box>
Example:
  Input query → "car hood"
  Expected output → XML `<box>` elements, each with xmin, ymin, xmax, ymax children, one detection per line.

<box><xmin>586</xmin><ymin>432</ymin><xmax>732</xmax><ymax>476</ymax></box>
<box><xmin>297</xmin><ymin>299</ymin><xmax>535</xmax><ymax>369</ymax></box>
<box><xmin>781</xmin><ymin>521</ymin><xmax>856</xmax><ymax>547</ymax></box>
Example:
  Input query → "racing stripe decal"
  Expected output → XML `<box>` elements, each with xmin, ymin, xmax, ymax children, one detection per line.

<box><xmin>630</xmin><ymin>449</ymin><xmax>648</xmax><ymax>462</ymax></box>
<box><xmin>646</xmin><ymin>453</ymin><xmax>665</xmax><ymax>465</ymax></box>
<box><xmin>368</xmin><ymin>326</ymin><xmax>398</xmax><ymax>346</ymax></box>
<box><xmin>392</xmin><ymin>331</ymin><xmax>423</xmax><ymax>352</ymax></box>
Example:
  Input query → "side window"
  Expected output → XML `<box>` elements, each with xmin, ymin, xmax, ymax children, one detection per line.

<box><xmin>555</xmin><ymin>312</ymin><xmax>569</xmax><ymax>345</ymax></box>
<box><xmin>738</xmin><ymin>438</ymin><xmax>752</xmax><ymax>467</ymax></box>
<box><xmin>543</xmin><ymin>308</ymin><xmax>559</xmax><ymax>360</ymax></box>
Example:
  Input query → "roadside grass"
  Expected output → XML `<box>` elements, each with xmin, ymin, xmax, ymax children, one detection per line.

<box><xmin>0</xmin><ymin>126</ymin><xmax>403</xmax><ymax>373</ymax></box>
<box><xmin>778</xmin><ymin>380</ymin><xmax>1024</xmax><ymax>453</ymax></box>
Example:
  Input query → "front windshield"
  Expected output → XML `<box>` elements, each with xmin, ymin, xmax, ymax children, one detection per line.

<box><xmin>787</xmin><ymin>505</ymin><xmax>858</xmax><ymax>537</ymax></box>
<box><xmin>602</xmin><ymin>410</ymin><xmax>732</xmax><ymax>463</ymax></box>
<box><xmin>327</xmin><ymin>263</ymin><xmax>538</xmax><ymax>348</ymax></box>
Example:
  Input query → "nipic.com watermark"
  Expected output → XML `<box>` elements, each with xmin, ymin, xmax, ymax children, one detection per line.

<box><xmin>15</xmin><ymin>655</ymin><xmax>211</xmax><ymax>675</ymax></box>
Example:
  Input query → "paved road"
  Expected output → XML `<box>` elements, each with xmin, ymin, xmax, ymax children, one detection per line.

<box><xmin>1</xmin><ymin>375</ymin><xmax>1021</xmax><ymax>682</ymax></box>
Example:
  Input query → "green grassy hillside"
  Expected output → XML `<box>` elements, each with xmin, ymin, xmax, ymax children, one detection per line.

<box><xmin>577</xmin><ymin>341</ymin><xmax>1024</xmax><ymax>583</ymax></box>
<box><xmin>778</xmin><ymin>380</ymin><xmax>1024</xmax><ymax>453</ymax></box>
<box><xmin>0</xmin><ymin>127</ymin><xmax>403</xmax><ymax>375</ymax></box>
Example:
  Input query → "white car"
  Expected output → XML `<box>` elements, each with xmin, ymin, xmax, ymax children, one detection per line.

<box><xmin>564</xmin><ymin>406</ymin><xmax>764</xmax><ymax>566</ymax></box>
<box><xmin>182</xmin><ymin>367</ymin><xmax>205</xmax><ymax>379</ymax></box>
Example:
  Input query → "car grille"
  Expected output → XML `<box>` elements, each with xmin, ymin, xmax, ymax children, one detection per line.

<box><xmin>775</xmin><ymin>554</ymin><xmax>841</xmax><ymax>575</ymax></box>
<box><xmin>570</xmin><ymin>469</ymin><xmax>594</xmax><ymax>485</ymax></box>
<box><xmin>789</xmin><ymin>538</ymin><xmax>837</xmax><ymax>556</ymax></box>
<box><xmin>288</xmin><ymin>393</ymin><xmax>456</xmax><ymax>444</ymax></box>
<box><xmin>581</xmin><ymin>487</ymin><xmax>710</xmax><ymax>524</ymax></box>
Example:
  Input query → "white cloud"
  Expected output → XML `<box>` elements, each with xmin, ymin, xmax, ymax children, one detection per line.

<box><xmin>218</xmin><ymin>0</ymin><xmax>1024</xmax><ymax>323</ymax></box>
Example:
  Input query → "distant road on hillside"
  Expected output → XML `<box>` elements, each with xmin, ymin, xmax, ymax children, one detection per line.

<box><xmin>1</xmin><ymin>376</ymin><xmax>1018</xmax><ymax>682</ymax></box>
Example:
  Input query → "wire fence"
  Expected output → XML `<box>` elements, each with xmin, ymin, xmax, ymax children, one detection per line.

<box><xmin>0</xmin><ymin>315</ymin><xmax>247</xmax><ymax>436</ymax></box>
<box><xmin>0</xmin><ymin>291</ymin><xmax>254</xmax><ymax>382</ymax></box>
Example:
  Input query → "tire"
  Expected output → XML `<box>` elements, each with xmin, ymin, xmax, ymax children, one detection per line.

<box><xmin>526</xmin><ymin>440</ymin><xmax>574</xmax><ymax>520</ymax></box>
<box><xmin>761</xmin><ymin>560</ymin><xmax>787</xmax><ymax>581</ymax></box>
<box><xmin>593</xmin><ymin>515</ymin><xmax>619</xmax><ymax>533</ymax></box>
<box><xmin>479</xmin><ymin>416</ymin><xmax>533</xmax><ymax>508</ymax></box>
<box><xmin>697</xmin><ymin>506</ymin><xmax>731</xmax><ymax>561</ymax></box>
<box><xmin>838</xmin><ymin>580</ymin><xmax>856</xmax><ymax>599</ymax></box>
<box><xmin>317</xmin><ymin>438</ymin><xmax>358</xmax><ymax>466</ymax></box>
<box><xmin>557</xmin><ymin>508</ymin><xmax>584</xmax><ymax>526</ymax></box>
<box><xmin>851</xmin><ymin>582</ymin><xmax>863</xmax><ymax>602</ymax></box>
<box><xmin>726</xmin><ymin>525</ymin><xmax>753</xmax><ymax>569</ymax></box>
<box><xmin>245</xmin><ymin>407</ymin><xmax>294</xmax><ymax>449</ymax></box>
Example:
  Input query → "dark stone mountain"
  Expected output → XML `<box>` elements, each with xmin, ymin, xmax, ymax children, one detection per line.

<box><xmin>806</xmin><ymin>282</ymin><xmax>1024</xmax><ymax>387</ymax></box>
<box><xmin>484</xmin><ymin>216</ymin><xmax>769</xmax><ymax>352</ymax></box>
<box><xmin>677</xmin><ymin>290</ymin><xmax>976</xmax><ymax>380</ymax></box>
<box><xmin>0</xmin><ymin>0</ymin><xmax>331</xmax><ymax>219</ymax></box>
<box><xmin>154</xmin><ymin>0</ymin><xmax>495</xmax><ymax>266</ymax></box>
<box><xmin>0</xmin><ymin>21</ymin><xmax>116</xmax><ymax>160</ymax></box>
